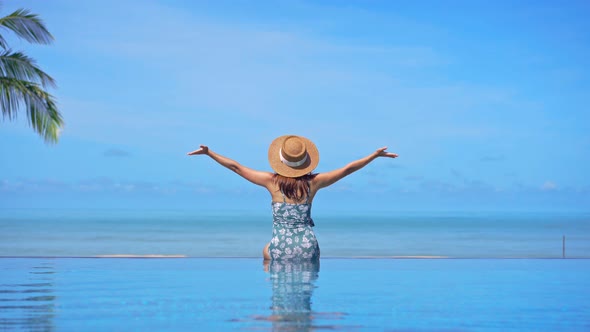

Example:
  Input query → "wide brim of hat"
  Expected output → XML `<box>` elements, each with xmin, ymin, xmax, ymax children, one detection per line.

<box><xmin>268</xmin><ymin>135</ymin><xmax>319</xmax><ymax>178</ymax></box>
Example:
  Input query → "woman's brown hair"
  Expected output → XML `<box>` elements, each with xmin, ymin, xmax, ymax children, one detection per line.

<box><xmin>273</xmin><ymin>173</ymin><xmax>316</xmax><ymax>202</ymax></box>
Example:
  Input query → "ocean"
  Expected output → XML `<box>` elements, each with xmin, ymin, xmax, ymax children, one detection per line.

<box><xmin>1</xmin><ymin>209</ymin><xmax>588</xmax><ymax>258</ymax></box>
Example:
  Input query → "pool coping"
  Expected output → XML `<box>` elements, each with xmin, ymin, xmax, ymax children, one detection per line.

<box><xmin>1</xmin><ymin>256</ymin><xmax>589</xmax><ymax>259</ymax></box>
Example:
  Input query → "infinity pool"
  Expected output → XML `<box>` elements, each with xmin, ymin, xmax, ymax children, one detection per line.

<box><xmin>1</xmin><ymin>258</ymin><xmax>589</xmax><ymax>331</ymax></box>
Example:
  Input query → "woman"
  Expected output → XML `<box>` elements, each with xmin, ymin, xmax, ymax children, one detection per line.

<box><xmin>187</xmin><ymin>135</ymin><xmax>398</xmax><ymax>261</ymax></box>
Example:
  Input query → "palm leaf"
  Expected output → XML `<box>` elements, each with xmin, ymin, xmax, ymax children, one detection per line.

<box><xmin>0</xmin><ymin>77</ymin><xmax>62</xmax><ymax>143</ymax></box>
<box><xmin>0</xmin><ymin>50</ymin><xmax>55</xmax><ymax>88</ymax></box>
<box><xmin>0</xmin><ymin>8</ymin><xmax>53</xmax><ymax>49</ymax></box>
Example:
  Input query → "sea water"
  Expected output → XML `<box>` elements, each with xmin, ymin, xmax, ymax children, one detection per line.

<box><xmin>0</xmin><ymin>209</ymin><xmax>588</xmax><ymax>258</ymax></box>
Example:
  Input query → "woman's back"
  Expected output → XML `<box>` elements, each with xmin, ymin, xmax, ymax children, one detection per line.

<box><xmin>268</xmin><ymin>174</ymin><xmax>318</xmax><ymax>205</ymax></box>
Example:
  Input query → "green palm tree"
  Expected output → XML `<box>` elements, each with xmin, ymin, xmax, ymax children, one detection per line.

<box><xmin>0</xmin><ymin>7</ymin><xmax>62</xmax><ymax>143</ymax></box>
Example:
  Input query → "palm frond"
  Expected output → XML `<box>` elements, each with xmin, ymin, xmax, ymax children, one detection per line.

<box><xmin>0</xmin><ymin>77</ymin><xmax>63</xmax><ymax>143</ymax></box>
<box><xmin>0</xmin><ymin>50</ymin><xmax>55</xmax><ymax>88</ymax></box>
<box><xmin>0</xmin><ymin>76</ymin><xmax>20</xmax><ymax>119</ymax></box>
<box><xmin>0</xmin><ymin>35</ymin><xmax>7</xmax><ymax>50</ymax></box>
<box><xmin>0</xmin><ymin>9</ymin><xmax>53</xmax><ymax>48</ymax></box>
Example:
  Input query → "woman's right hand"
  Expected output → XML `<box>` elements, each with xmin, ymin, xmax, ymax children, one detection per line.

<box><xmin>376</xmin><ymin>147</ymin><xmax>398</xmax><ymax>158</ymax></box>
<box><xmin>187</xmin><ymin>145</ymin><xmax>209</xmax><ymax>156</ymax></box>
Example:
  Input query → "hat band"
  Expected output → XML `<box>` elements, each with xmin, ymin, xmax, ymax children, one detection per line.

<box><xmin>279</xmin><ymin>148</ymin><xmax>308</xmax><ymax>167</ymax></box>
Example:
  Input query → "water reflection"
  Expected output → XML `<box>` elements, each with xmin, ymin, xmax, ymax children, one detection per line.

<box><xmin>265</xmin><ymin>259</ymin><xmax>320</xmax><ymax>330</ymax></box>
<box><xmin>0</xmin><ymin>261</ymin><xmax>56</xmax><ymax>331</ymax></box>
<box><xmin>250</xmin><ymin>260</ymin><xmax>349</xmax><ymax>331</ymax></box>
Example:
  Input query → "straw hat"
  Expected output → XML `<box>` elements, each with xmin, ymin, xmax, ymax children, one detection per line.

<box><xmin>268</xmin><ymin>135</ymin><xmax>319</xmax><ymax>177</ymax></box>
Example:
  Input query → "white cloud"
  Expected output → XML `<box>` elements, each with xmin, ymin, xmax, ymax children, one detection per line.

<box><xmin>541</xmin><ymin>181</ymin><xmax>557</xmax><ymax>191</ymax></box>
<box><xmin>103</xmin><ymin>148</ymin><xmax>131</xmax><ymax>157</ymax></box>
<box><xmin>0</xmin><ymin>178</ymin><xmax>214</xmax><ymax>195</ymax></box>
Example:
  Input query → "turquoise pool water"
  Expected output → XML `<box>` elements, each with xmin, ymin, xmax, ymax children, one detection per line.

<box><xmin>1</xmin><ymin>258</ymin><xmax>589</xmax><ymax>331</ymax></box>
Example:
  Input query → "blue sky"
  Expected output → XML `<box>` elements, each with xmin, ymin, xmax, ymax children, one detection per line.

<box><xmin>1</xmin><ymin>0</ymin><xmax>589</xmax><ymax>213</ymax></box>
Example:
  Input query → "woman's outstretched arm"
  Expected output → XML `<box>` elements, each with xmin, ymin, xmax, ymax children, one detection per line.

<box><xmin>187</xmin><ymin>145</ymin><xmax>273</xmax><ymax>187</ymax></box>
<box><xmin>314</xmin><ymin>147</ymin><xmax>398</xmax><ymax>189</ymax></box>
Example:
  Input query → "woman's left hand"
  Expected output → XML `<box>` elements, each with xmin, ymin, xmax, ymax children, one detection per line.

<box><xmin>376</xmin><ymin>147</ymin><xmax>398</xmax><ymax>158</ymax></box>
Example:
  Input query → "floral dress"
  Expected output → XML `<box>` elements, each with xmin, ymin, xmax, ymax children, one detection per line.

<box><xmin>268</xmin><ymin>190</ymin><xmax>320</xmax><ymax>261</ymax></box>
